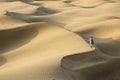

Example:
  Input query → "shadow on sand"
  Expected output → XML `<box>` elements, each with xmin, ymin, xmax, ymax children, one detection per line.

<box><xmin>0</xmin><ymin>54</ymin><xmax>7</xmax><ymax>66</ymax></box>
<box><xmin>0</xmin><ymin>24</ymin><xmax>39</xmax><ymax>54</ymax></box>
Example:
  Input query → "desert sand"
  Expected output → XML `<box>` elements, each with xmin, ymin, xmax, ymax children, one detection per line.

<box><xmin>0</xmin><ymin>0</ymin><xmax>120</xmax><ymax>80</ymax></box>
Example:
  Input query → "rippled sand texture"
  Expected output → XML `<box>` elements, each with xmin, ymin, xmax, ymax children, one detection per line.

<box><xmin>0</xmin><ymin>0</ymin><xmax>120</xmax><ymax>80</ymax></box>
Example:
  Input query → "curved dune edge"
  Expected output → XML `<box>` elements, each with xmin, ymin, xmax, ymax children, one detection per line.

<box><xmin>61</xmin><ymin>51</ymin><xmax>120</xmax><ymax>80</ymax></box>
<box><xmin>0</xmin><ymin>22</ymin><xmax>92</xmax><ymax>80</ymax></box>
<box><xmin>61</xmin><ymin>36</ymin><xmax>120</xmax><ymax>80</ymax></box>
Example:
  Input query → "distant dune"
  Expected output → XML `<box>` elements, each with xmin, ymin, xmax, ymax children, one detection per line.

<box><xmin>0</xmin><ymin>0</ymin><xmax>120</xmax><ymax>80</ymax></box>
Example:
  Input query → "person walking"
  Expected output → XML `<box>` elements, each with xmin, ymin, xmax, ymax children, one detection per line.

<box><xmin>89</xmin><ymin>36</ymin><xmax>95</xmax><ymax>48</ymax></box>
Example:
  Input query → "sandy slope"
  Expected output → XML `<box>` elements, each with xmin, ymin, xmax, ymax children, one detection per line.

<box><xmin>0</xmin><ymin>22</ymin><xmax>92</xmax><ymax>80</ymax></box>
<box><xmin>0</xmin><ymin>0</ymin><xmax>120</xmax><ymax>80</ymax></box>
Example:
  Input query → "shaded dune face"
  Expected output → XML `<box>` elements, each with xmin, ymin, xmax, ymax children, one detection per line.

<box><xmin>61</xmin><ymin>38</ymin><xmax>120</xmax><ymax>80</ymax></box>
<box><xmin>0</xmin><ymin>0</ymin><xmax>120</xmax><ymax>80</ymax></box>
<box><xmin>5</xmin><ymin>7</ymin><xmax>60</xmax><ymax>16</ymax></box>
<box><xmin>0</xmin><ymin>54</ymin><xmax>7</xmax><ymax>66</ymax></box>
<box><xmin>32</xmin><ymin>7</ymin><xmax>60</xmax><ymax>15</ymax></box>
<box><xmin>95</xmin><ymin>38</ymin><xmax>120</xmax><ymax>56</ymax></box>
<box><xmin>5</xmin><ymin>7</ymin><xmax>60</xmax><ymax>24</ymax></box>
<box><xmin>0</xmin><ymin>24</ymin><xmax>39</xmax><ymax>54</ymax></box>
<box><xmin>61</xmin><ymin>53</ymin><xmax>120</xmax><ymax>80</ymax></box>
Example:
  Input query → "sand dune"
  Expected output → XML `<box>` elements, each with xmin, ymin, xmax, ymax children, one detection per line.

<box><xmin>0</xmin><ymin>0</ymin><xmax>33</xmax><ymax>2</ymax></box>
<box><xmin>0</xmin><ymin>22</ymin><xmax>92</xmax><ymax>80</ymax></box>
<box><xmin>0</xmin><ymin>0</ymin><xmax>120</xmax><ymax>80</ymax></box>
<box><xmin>31</xmin><ymin>7</ymin><xmax>60</xmax><ymax>15</ymax></box>
<box><xmin>0</xmin><ymin>1</ymin><xmax>38</xmax><ymax>14</ymax></box>
<box><xmin>61</xmin><ymin>37</ymin><xmax>120</xmax><ymax>80</ymax></box>
<box><xmin>0</xmin><ymin>15</ymin><xmax>26</xmax><ymax>29</ymax></box>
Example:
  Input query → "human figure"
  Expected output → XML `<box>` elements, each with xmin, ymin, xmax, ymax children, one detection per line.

<box><xmin>89</xmin><ymin>36</ymin><xmax>95</xmax><ymax>48</ymax></box>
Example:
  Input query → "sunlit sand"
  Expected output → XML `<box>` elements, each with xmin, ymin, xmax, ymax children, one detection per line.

<box><xmin>0</xmin><ymin>0</ymin><xmax>120</xmax><ymax>80</ymax></box>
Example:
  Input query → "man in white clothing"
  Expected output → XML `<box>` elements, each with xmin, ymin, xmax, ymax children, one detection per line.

<box><xmin>89</xmin><ymin>36</ymin><xmax>95</xmax><ymax>48</ymax></box>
